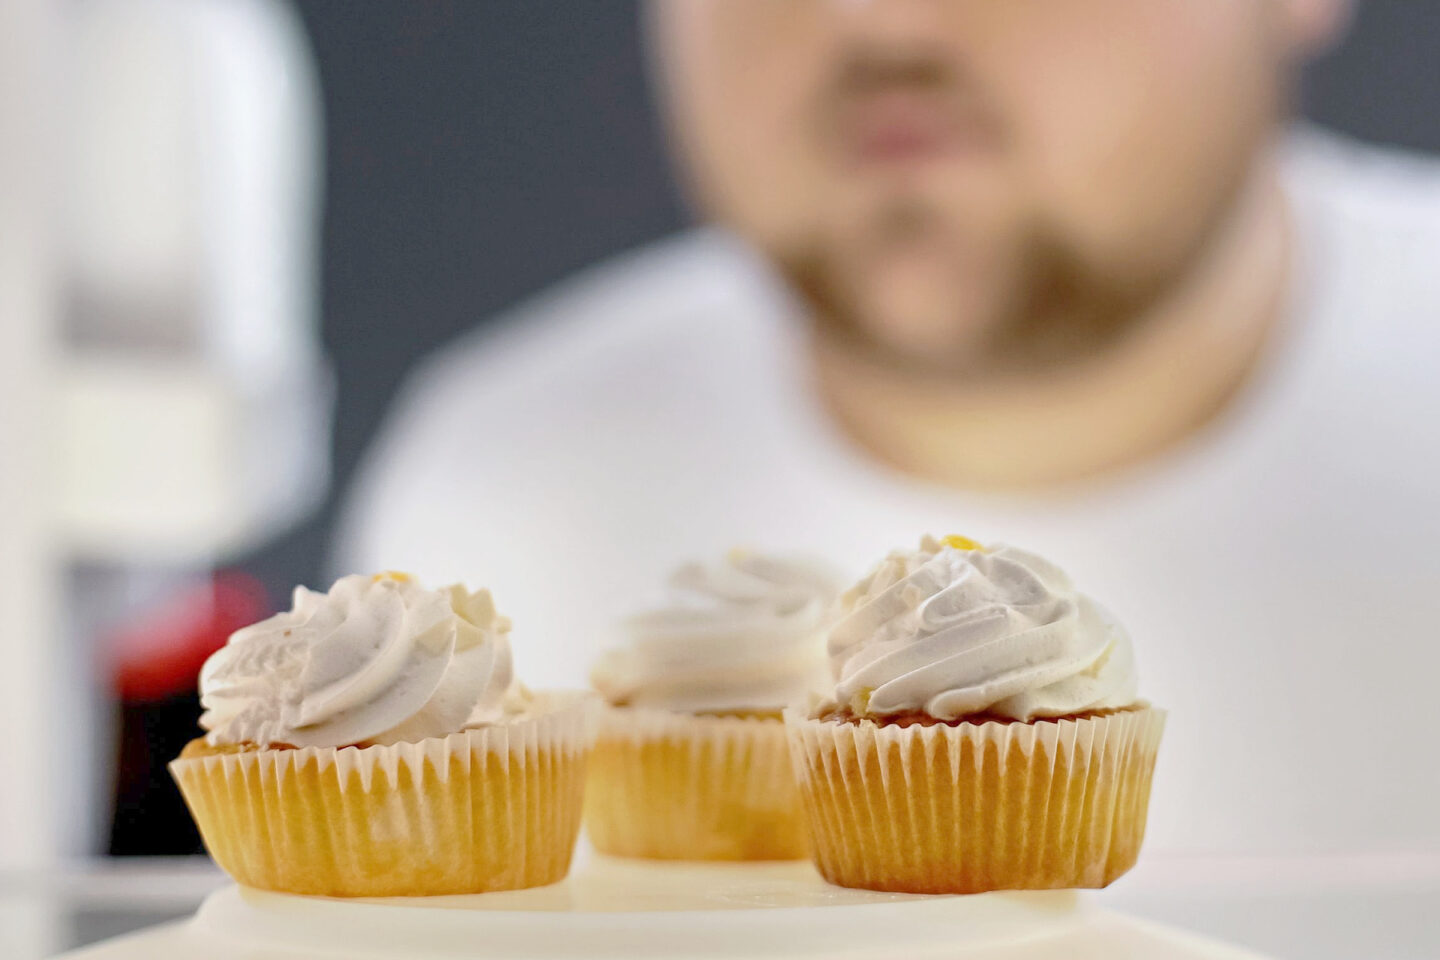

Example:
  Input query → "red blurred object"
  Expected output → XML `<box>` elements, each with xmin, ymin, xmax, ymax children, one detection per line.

<box><xmin>111</xmin><ymin>572</ymin><xmax>271</xmax><ymax>702</ymax></box>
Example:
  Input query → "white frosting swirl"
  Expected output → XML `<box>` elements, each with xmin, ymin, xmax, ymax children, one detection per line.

<box><xmin>199</xmin><ymin>573</ymin><xmax>516</xmax><ymax>748</ymax></box>
<box><xmin>592</xmin><ymin>551</ymin><xmax>839</xmax><ymax>712</ymax></box>
<box><xmin>827</xmin><ymin>536</ymin><xmax>1137</xmax><ymax>721</ymax></box>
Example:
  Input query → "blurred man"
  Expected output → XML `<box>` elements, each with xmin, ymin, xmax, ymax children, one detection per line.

<box><xmin>338</xmin><ymin>1</ymin><xmax>1440</xmax><ymax>857</ymax></box>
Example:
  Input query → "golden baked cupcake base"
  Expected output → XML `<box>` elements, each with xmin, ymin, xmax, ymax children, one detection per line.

<box><xmin>785</xmin><ymin>705</ymin><xmax>1164</xmax><ymax>893</ymax></box>
<box><xmin>170</xmin><ymin>693</ymin><xmax>594</xmax><ymax>897</ymax></box>
<box><xmin>584</xmin><ymin>706</ymin><xmax>807</xmax><ymax>861</ymax></box>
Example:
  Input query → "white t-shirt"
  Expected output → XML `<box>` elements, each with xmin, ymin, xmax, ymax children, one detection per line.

<box><xmin>336</xmin><ymin>129</ymin><xmax>1440</xmax><ymax>857</ymax></box>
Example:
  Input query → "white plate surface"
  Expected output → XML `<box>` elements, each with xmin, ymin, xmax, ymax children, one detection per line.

<box><xmin>55</xmin><ymin>855</ymin><xmax>1270</xmax><ymax>960</ymax></box>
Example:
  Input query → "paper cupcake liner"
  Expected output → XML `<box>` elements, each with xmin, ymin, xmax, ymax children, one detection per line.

<box><xmin>170</xmin><ymin>692</ymin><xmax>596</xmax><ymax>897</ymax></box>
<box><xmin>785</xmin><ymin>706</ymin><xmax>1165</xmax><ymax>893</ymax></box>
<box><xmin>584</xmin><ymin>705</ymin><xmax>808</xmax><ymax>861</ymax></box>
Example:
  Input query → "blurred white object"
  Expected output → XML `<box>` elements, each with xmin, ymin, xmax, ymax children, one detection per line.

<box><xmin>58</xmin><ymin>354</ymin><xmax>328</xmax><ymax>558</ymax></box>
<box><xmin>63</xmin><ymin>0</ymin><xmax>329</xmax><ymax>562</ymax></box>
<box><xmin>0</xmin><ymin>1</ymin><xmax>65</xmax><ymax>958</ymax></box>
<box><xmin>45</xmin><ymin>0</ymin><xmax>328</xmax><ymax>875</ymax></box>
<box><xmin>1</xmin><ymin>5</ymin><xmax>325</xmax><ymax>955</ymax></box>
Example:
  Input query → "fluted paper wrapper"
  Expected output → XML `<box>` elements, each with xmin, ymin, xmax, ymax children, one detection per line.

<box><xmin>170</xmin><ymin>692</ymin><xmax>595</xmax><ymax>897</ymax></box>
<box><xmin>584</xmin><ymin>706</ymin><xmax>807</xmax><ymax>861</ymax></box>
<box><xmin>785</xmin><ymin>707</ymin><xmax>1165</xmax><ymax>893</ymax></box>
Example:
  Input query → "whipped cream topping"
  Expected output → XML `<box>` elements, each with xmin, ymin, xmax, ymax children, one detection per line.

<box><xmin>592</xmin><ymin>550</ymin><xmax>840</xmax><ymax>712</ymax></box>
<box><xmin>825</xmin><ymin>536</ymin><xmax>1137</xmax><ymax>721</ymax></box>
<box><xmin>199</xmin><ymin>573</ymin><xmax>516</xmax><ymax>748</ymax></box>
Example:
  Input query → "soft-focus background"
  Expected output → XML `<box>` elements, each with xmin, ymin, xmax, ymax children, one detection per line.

<box><xmin>2</xmin><ymin>2</ymin><xmax>1439</xmax><ymax>958</ymax></box>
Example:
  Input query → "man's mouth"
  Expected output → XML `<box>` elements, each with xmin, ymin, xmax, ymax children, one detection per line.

<box><xmin>833</xmin><ymin>88</ymin><xmax>1001</xmax><ymax>168</ymax></box>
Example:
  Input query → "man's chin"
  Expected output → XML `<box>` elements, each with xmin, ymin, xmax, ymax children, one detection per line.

<box><xmin>780</xmin><ymin>234</ymin><xmax>1175</xmax><ymax>378</ymax></box>
<box><xmin>805</xmin><ymin>306</ymin><xmax>1005</xmax><ymax>380</ymax></box>
<box><xmin>847</xmin><ymin>307</ymin><xmax>1004</xmax><ymax>376</ymax></box>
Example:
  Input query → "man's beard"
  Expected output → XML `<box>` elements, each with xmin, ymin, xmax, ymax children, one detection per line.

<box><xmin>776</xmin><ymin>203</ymin><xmax>1210</xmax><ymax>381</ymax></box>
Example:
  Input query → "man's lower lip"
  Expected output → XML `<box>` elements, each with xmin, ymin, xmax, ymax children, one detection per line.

<box><xmin>844</xmin><ymin>125</ymin><xmax>1007</xmax><ymax>169</ymax></box>
<box><xmin>851</xmin><ymin>127</ymin><xmax>954</xmax><ymax>163</ymax></box>
<box><xmin>836</xmin><ymin>103</ymin><xmax>998</xmax><ymax>166</ymax></box>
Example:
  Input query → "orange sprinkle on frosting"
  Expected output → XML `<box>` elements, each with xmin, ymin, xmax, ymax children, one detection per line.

<box><xmin>371</xmin><ymin>570</ymin><xmax>414</xmax><ymax>583</ymax></box>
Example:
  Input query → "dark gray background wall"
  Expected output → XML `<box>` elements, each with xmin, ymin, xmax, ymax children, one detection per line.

<box><xmin>252</xmin><ymin>0</ymin><xmax>1440</xmax><ymax>597</ymax></box>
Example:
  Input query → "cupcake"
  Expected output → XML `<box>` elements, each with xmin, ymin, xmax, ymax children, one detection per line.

<box><xmin>169</xmin><ymin>572</ymin><xmax>593</xmax><ymax>897</ymax></box>
<box><xmin>585</xmin><ymin>550</ymin><xmax>839</xmax><ymax>860</ymax></box>
<box><xmin>787</xmin><ymin>535</ymin><xmax>1164</xmax><ymax>894</ymax></box>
